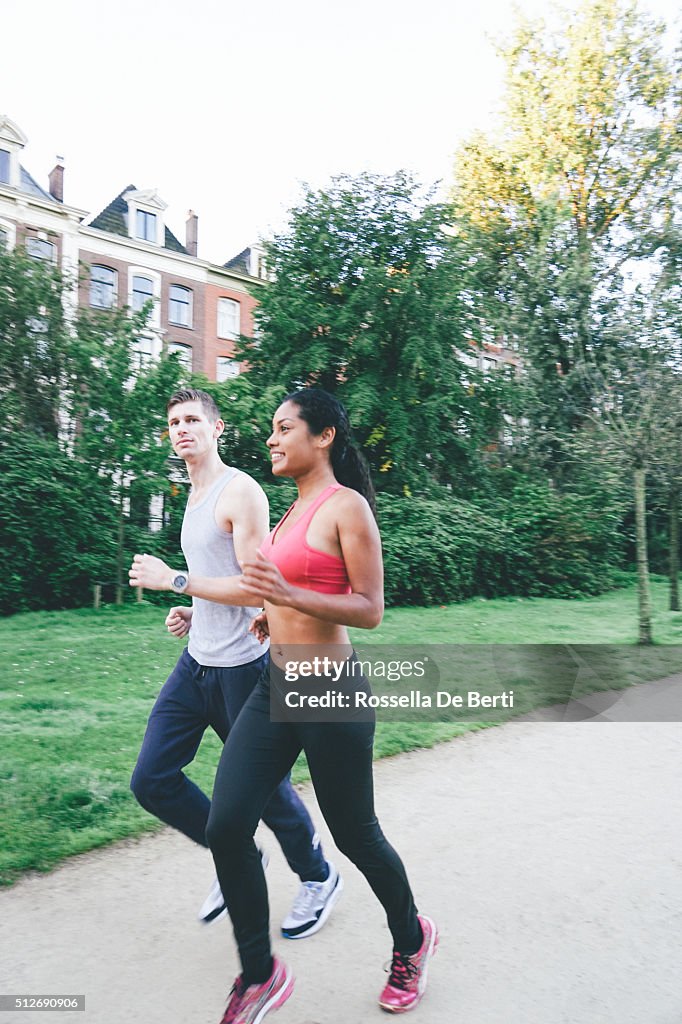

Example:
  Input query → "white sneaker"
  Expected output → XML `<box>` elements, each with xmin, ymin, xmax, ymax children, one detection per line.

<box><xmin>281</xmin><ymin>861</ymin><xmax>344</xmax><ymax>939</ymax></box>
<box><xmin>198</xmin><ymin>846</ymin><xmax>270</xmax><ymax>925</ymax></box>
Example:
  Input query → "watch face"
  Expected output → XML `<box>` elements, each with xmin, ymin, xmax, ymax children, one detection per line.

<box><xmin>173</xmin><ymin>574</ymin><xmax>188</xmax><ymax>589</ymax></box>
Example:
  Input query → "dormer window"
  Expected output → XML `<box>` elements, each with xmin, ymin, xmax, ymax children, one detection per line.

<box><xmin>124</xmin><ymin>189</ymin><xmax>167</xmax><ymax>247</ymax></box>
<box><xmin>0</xmin><ymin>117</ymin><xmax>28</xmax><ymax>190</ymax></box>
<box><xmin>136</xmin><ymin>210</ymin><xmax>157</xmax><ymax>243</ymax></box>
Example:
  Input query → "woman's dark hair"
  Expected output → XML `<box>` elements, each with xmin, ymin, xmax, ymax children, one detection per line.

<box><xmin>284</xmin><ymin>388</ymin><xmax>376</xmax><ymax>516</ymax></box>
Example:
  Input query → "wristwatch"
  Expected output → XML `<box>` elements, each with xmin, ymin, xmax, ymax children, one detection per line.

<box><xmin>170</xmin><ymin>571</ymin><xmax>189</xmax><ymax>594</ymax></box>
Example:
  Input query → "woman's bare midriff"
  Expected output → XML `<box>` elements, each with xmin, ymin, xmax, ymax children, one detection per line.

<box><xmin>266</xmin><ymin>603</ymin><xmax>353</xmax><ymax>669</ymax></box>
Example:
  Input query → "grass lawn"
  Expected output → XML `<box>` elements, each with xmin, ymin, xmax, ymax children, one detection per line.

<box><xmin>1</xmin><ymin>576</ymin><xmax>681</xmax><ymax>886</ymax></box>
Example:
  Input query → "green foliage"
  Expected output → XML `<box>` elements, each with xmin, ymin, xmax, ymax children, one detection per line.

<box><xmin>237</xmin><ymin>172</ymin><xmax>475</xmax><ymax>492</ymax></box>
<box><xmin>379</xmin><ymin>494</ymin><xmax>506</xmax><ymax>605</ymax></box>
<box><xmin>486</xmin><ymin>484</ymin><xmax>625</xmax><ymax>597</ymax></box>
<box><xmin>451</xmin><ymin>0</ymin><xmax>682</xmax><ymax>468</ymax></box>
<box><xmin>379</xmin><ymin>487</ymin><xmax>623</xmax><ymax>606</ymax></box>
<box><xmin>0</xmin><ymin>432</ymin><xmax>117</xmax><ymax>614</ymax></box>
<box><xmin>0</xmin><ymin>246</ymin><xmax>70</xmax><ymax>436</ymax></box>
<box><xmin>0</xmin><ymin>247</ymin><xmax>185</xmax><ymax>612</ymax></box>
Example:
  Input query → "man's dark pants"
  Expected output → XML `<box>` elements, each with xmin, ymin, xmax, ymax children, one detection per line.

<box><xmin>131</xmin><ymin>647</ymin><xmax>326</xmax><ymax>880</ymax></box>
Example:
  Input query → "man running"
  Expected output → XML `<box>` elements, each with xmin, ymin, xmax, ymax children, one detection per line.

<box><xmin>128</xmin><ymin>388</ymin><xmax>342</xmax><ymax>938</ymax></box>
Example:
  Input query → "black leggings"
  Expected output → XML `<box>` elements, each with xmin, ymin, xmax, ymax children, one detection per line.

<box><xmin>205</xmin><ymin>657</ymin><xmax>421</xmax><ymax>983</ymax></box>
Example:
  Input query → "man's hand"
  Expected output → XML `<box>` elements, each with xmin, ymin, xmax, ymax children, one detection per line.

<box><xmin>240</xmin><ymin>551</ymin><xmax>294</xmax><ymax>606</ymax></box>
<box><xmin>166</xmin><ymin>606</ymin><xmax>193</xmax><ymax>638</ymax></box>
<box><xmin>129</xmin><ymin>553</ymin><xmax>174</xmax><ymax>591</ymax></box>
<box><xmin>248</xmin><ymin>610</ymin><xmax>270</xmax><ymax>644</ymax></box>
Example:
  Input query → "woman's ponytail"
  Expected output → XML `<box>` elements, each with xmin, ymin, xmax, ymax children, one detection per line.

<box><xmin>284</xmin><ymin>388</ymin><xmax>377</xmax><ymax>517</ymax></box>
<box><xmin>330</xmin><ymin>441</ymin><xmax>376</xmax><ymax>517</ymax></box>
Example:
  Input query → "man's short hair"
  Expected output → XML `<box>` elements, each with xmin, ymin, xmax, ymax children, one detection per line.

<box><xmin>167</xmin><ymin>388</ymin><xmax>222</xmax><ymax>422</ymax></box>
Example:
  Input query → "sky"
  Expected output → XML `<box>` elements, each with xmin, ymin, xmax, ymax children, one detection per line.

<box><xmin>2</xmin><ymin>0</ymin><xmax>680</xmax><ymax>265</ymax></box>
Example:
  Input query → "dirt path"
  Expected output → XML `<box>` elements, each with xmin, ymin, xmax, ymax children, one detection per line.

<box><xmin>1</xmin><ymin>678</ymin><xmax>681</xmax><ymax>1024</ymax></box>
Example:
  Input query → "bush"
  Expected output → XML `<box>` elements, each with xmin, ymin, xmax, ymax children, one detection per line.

<box><xmin>377</xmin><ymin>486</ymin><xmax>624</xmax><ymax>607</ymax></box>
<box><xmin>485</xmin><ymin>484</ymin><xmax>625</xmax><ymax>598</ymax></box>
<box><xmin>0</xmin><ymin>435</ymin><xmax>118</xmax><ymax>614</ymax></box>
<box><xmin>378</xmin><ymin>494</ymin><xmax>507</xmax><ymax>605</ymax></box>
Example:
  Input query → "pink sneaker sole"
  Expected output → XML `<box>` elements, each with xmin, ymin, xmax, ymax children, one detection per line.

<box><xmin>252</xmin><ymin>971</ymin><xmax>294</xmax><ymax>1024</ymax></box>
<box><xmin>379</xmin><ymin>918</ymin><xmax>439</xmax><ymax>1014</ymax></box>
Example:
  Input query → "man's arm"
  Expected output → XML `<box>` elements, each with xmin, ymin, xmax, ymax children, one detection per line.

<box><xmin>129</xmin><ymin>474</ymin><xmax>269</xmax><ymax>606</ymax></box>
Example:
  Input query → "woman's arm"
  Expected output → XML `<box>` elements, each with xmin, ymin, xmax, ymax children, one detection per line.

<box><xmin>240</xmin><ymin>490</ymin><xmax>384</xmax><ymax>629</ymax></box>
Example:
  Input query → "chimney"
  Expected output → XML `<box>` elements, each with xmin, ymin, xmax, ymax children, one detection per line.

<box><xmin>48</xmin><ymin>157</ymin><xmax>64</xmax><ymax>203</ymax></box>
<box><xmin>186</xmin><ymin>210</ymin><xmax>198</xmax><ymax>257</ymax></box>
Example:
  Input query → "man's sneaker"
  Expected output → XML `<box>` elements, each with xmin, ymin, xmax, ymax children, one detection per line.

<box><xmin>199</xmin><ymin>847</ymin><xmax>270</xmax><ymax>925</ymax></box>
<box><xmin>219</xmin><ymin>958</ymin><xmax>294</xmax><ymax>1024</ymax></box>
<box><xmin>378</xmin><ymin>915</ymin><xmax>438</xmax><ymax>1014</ymax></box>
<box><xmin>280</xmin><ymin>860</ymin><xmax>343</xmax><ymax>939</ymax></box>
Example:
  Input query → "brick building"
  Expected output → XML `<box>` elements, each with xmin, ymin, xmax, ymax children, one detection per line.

<box><xmin>0</xmin><ymin>114</ymin><xmax>267</xmax><ymax>380</ymax></box>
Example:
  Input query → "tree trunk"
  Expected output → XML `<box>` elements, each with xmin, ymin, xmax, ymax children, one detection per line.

<box><xmin>634</xmin><ymin>467</ymin><xmax>653</xmax><ymax>644</ymax></box>
<box><xmin>115</xmin><ymin>488</ymin><xmax>125</xmax><ymax>606</ymax></box>
<box><xmin>670</xmin><ymin>482</ymin><xmax>680</xmax><ymax>612</ymax></box>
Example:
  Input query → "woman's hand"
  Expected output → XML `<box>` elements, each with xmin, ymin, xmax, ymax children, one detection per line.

<box><xmin>240</xmin><ymin>551</ymin><xmax>294</xmax><ymax>606</ymax></box>
<box><xmin>248</xmin><ymin>610</ymin><xmax>270</xmax><ymax>644</ymax></box>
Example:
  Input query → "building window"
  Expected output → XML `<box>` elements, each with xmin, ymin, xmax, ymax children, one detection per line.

<box><xmin>90</xmin><ymin>265</ymin><xmax>117</xmax><ymax>308</ymax></box>
<box><xmin>168</xmin><ymin>342</ymin><xmax>193</xmax><ymax>371</ymax></box>
<box><xmin>216</xmin><ymin>357</ymin><xmax>240</xmax><ymax>382</ymax></box>
<box><xmin>169</xmin><ymin>285</ymin><xmax>192</xmax><ymax>327</ymax></box>
<box><xmin>26</xmin><ymin>237</ymin><xmax>55</xmax><ymax>261</ymax></box>
<box><xmin>132</xmin><ymin>335</ymin><xmax>155</xmax><ymax>371</ymax></box>
<box><xmin>217</xmin><ymin>297</ymin><xmax>240</xmax><ymax>339</ymax></box>
<box><xmin>0</xmin><ymin>228</ymin><xmax>7</xmax><ymax>248</ymax></box>
<box><xmin>132</xmin><ymin>275</ymin><xmax>154</xmax><ymax>312</ymax></box>
<box><xmin>136</xmin><ymin>209</ymin><xmax>157</xmax><ymax>243</ymax></box>
<box><xmin>0</xmin><ymin>149</ymin><xmax>9</xmax><ymax>184</ymax></box>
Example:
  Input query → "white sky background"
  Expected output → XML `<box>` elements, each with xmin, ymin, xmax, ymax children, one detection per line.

<box><xmin>2</xmin><ymin>0</ymin><xmax>680</xmax><ymax>265</ymax></box>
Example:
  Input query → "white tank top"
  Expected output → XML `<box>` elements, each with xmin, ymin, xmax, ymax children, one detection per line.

<box><xmin>181</xmin><ymin>468</ymin><xmax>266</xmax><ymax>667</ymax></box>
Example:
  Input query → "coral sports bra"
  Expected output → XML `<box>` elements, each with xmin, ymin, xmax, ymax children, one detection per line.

<box><xmin>260</xmin><ymin>483</ymin><xmax>351</xmax><ymax>595</ymax></box>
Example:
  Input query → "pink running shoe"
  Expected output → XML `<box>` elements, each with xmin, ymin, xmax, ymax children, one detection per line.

<box><xmin>220</xmin><ymin>958</ymin><xmax>294</xmax><ymax>1024</ymax></box>
<box><xmin>378</xmin><ymin>915</ymin><xmax>439</xmax><ymax>1014</ymax></box>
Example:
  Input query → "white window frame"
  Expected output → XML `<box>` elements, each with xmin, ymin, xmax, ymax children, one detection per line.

<box><xmin>26</xmin><ymin>235</ymin><xmax>56</xmax><ymax>262</ymax></box>
<box><xmin>216</xmin><ymin>356</ymin><xmax>240</xmax><ymax>382</ymax></box>
<box><xmin>0</xmin><ymin>219</ymin><xmax>16</xmax><ymax>249</ymax></box>
<box><xmin>217</xmin><ymin>297</ymin><xmax>240</xmax><ymax>339</ymax></box>
<box><xmin>128</xmin><ymin>267</ymin><xmax>161</xmax><ymax>328</ymax></box>
<box><xmin>136</xmin><ymin>209</ymin><xmax>158</xmax><ymax>244</ymax></box>
<box><xmin>125</xmin><ymin>189</ymin><xmax>167</xmax><ymax>247</ymax></box>
<box><xmin>132</xmin><ymin>334</ymin><xmax>156</xmax><ymax>372</ymax></box>
<box><xmin>168</xmin><ymin>342</ymin><xmax>193</xmax><ymax>372</ymax></box>
<box><xmin>89</xmin><ymin>264</ymin><xmax>118</xmax><ymax>309</ymax></box>
<box><xmin>0</xmin><ymin>148</ymin><xmax>10</xmax><ymax>185</ymax></box>
<box><xmin>168</xmin><ymin>284</ymin><xmax>193</xmax><ymax>328</ymax></box>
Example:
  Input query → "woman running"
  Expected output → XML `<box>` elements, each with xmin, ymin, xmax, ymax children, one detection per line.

<box><xmin>205</xmin><ymin>387</ymin><xmax>437</xmax><ymax>1023</ymax></box>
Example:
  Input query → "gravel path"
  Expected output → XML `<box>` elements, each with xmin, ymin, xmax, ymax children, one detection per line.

<box><xmin>1</xmin><ymin>677</ymin><xmax>681</xmax><ymax>1024</ymax></box>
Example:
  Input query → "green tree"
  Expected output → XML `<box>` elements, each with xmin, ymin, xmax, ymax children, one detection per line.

<box><xmin>0</xmin><ymin>246</ymin><xmax>70</xmax><ymax>436</ymax></box>
<box><xmin>238</xmin><ymin>172</ymin><xmax>474</xmax><ymax>494</ymax></box>
<box><xmin>578</xmin><ymin>341</ymin><xmax>680</xmax><ymax>643</ymax></box>
<box><xmin>68</xmin><ymin>306</ymin><xmax>181</xmax><ymax>604</ymax></box>
<box><xmin>451</xmin><ymin>0</ymin><xmax>682</xmax><ymax>469</ymax></box>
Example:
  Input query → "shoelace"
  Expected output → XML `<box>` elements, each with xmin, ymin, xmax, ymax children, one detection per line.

<box><xmin>386</xmin><ymin>951</ymin><xmax>419</xmax><ymax>991</ymax></box>
<box><xmin>220</xmin><ymin>978</ymin><xmax>245</xmax><ymax>1024</ymax></box>
<box><xmin>291</xmin><ymin>880</ymin><xmax>324</xmax><ymax>918</ymax></box>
